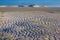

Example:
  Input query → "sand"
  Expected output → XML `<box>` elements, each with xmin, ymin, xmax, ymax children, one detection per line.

<box><xmin>0</xmin><ymin>7</ymin><xmax>60</xmax><ymax>12</ymax></box>
<box><xmin>0</xmin><ymin>7</ymin><xmax>60</xmax><ymax>40</ymax></box>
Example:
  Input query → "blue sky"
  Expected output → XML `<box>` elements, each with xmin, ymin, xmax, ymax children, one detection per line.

<box><xmin>0</xmin><ymin>0</ymin><xmax>60</xmax><ymax>7</ymax></box>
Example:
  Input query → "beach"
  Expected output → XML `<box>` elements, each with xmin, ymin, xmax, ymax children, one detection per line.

<box><xmin>0</xmin><ymin>7</ymin><xmax>60</xmax><ymax>12</ymax></box>
<box><xmin>0</xmin><ymin>7</ymin><xmax>60</xmax><ymax>40</ymax></box>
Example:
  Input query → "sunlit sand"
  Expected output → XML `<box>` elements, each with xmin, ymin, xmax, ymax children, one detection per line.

<box><xmin>0</xmin><ymin>7</ymin><xmax>60</xmax><ymax>40</ymax></box>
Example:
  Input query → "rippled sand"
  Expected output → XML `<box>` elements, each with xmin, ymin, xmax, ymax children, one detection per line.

<box><xmin>0</xmin><ymin>7</ymin><xmax>60</xmax><ymax>40</ymax></box>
